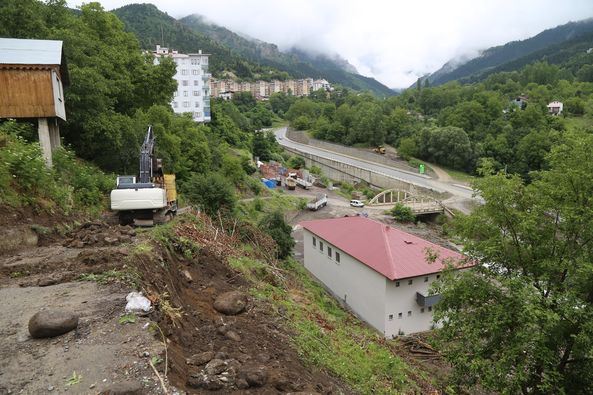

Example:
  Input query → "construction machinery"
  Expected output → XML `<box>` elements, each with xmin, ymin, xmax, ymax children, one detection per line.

<box><xmin>373</xmin><ymin>146</ymin><xmax>386</xmax><ymax>154</ymax></box>
<box><xmin>110</xmin><ymin>126</ymin><xmax>177</xmax><ymax>226</ymax></box>
<box><xmin>307</xmin><ymin>194</ymin><xmax>328</xmax><ymax>211</ymax></box>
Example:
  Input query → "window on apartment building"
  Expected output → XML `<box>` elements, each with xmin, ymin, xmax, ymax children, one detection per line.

<box><xmin>183</xmin><ymin>101</ymin><xmax>189</xmax><ymax>108</ymax></box>
<box><xmin>424</xmin><ymin>276</ymin><xmax>429</xmax><ymax>282</ymax></box>
<box><xmin>183</xmin><ymin>91</ymin><xmax>188</xmax><ymax>97</ymax></box>
<box><xmin>195</xmin><ymin>102</ymin><xmax>199</xmax><ymax>108</ymax></box>
<box><xmin>319</xmin><ymin>241</ymin><xmax>324</xmax><ymax>252</ymax></box>
<box><xmin>202</xmin><ymin>57</ymin><xmax>208</xmax><ymax>64</ymax></box>
<box><xmin>436</xmin><ymin>275</ymin><xmax>441</xmax><ymax>279</ymax></box>
<box><xmin>193</xmin><ymin>91</ymin><xmax>200</xmax><ymax>96</ymax></box>
<box><xmin>428</xmin><ymin>306</ymin><xmax>432</xmax><ymax>312</ymax></box>
<box><xmin>395</xmin><ymin>281</ymin><xmax>400</xmax><ymax>287</ymax></box>
<box><xmin>192</xmin><ymin>69</ymin><xmax>198</xmax><ymax>75</ymax></box>
<box><xmin>194</xmin><ymin>80</ymin><xmax>199</xmax><ymax>86</ymax></box>
<box><xmin>335</xmin><ymin>252</ymin><xmax>340</xmax><ymax>263</ymax></box>
<box><xmin>420</xmin><ymin>308</ymin><xmax>425</xmax><ymax>313</ymax></box>
<box><xmin>398</xmin><ymin>313</ymin><xmax>402</xmax><ymax>319</ymax></box>
<box><xmin>327</xmin><ymin>246</ymin><xmax>332</xmax><ymax>258</ymax></box>
<box><xmin>173</xmin><ymin>92</ymin><xmax>178</xmax><ymax>97</ymax></box>
<box><xmin>191</xmin><ymin>58</ymin><xmax>198</xmax><ymax>65</ymax></box>
<box><xmin>388</xmin><ymin>314</ymin><xmax>393</xmax><ymax>321</ymax></box>
<box><xmin>408</xmin><ymin>311</ymin><xmax>412</xmax><ymax>317</ymax></box>
<box><xmin>182</xmin><ymin>80</ymin><xmax>188</xmax><ymax>86</ymax></box>
<box><xmin>181</xmin><ymin>69</ymin><xmax>188</xmax><ymax>75</ymax></box>
<box><xmin>408</xmin><ymin>279</ymin><xmax>413</xmax><ymax>285</ymax></box>
<box><xmin>312</xmin><ymin>237</ymin><xmax>316</xmax><ymax>247</ymax></box>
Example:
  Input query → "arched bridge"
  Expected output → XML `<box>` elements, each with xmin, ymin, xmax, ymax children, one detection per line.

<box><xmin>368</xmin><ymin>189</ymin><xmax>444</xmax><ymax>215</ymax></box>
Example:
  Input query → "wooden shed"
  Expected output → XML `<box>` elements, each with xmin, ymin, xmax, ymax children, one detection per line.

<box><xmin>0</xmin><ymin>38</ymin><xmax>70</xmax><ymax>167</ymax></box>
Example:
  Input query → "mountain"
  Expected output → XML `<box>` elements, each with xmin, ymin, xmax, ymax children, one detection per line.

<box><xmin>425</xmin><ymin>18</ymin><xmax>593</xmax><ymax>86</ymax></box>
<box><xmin>179</xmin><ymin>14</ymin><xmax>394</xmax><ymax>96</ymax></box>
<box><xmin>111</xmin><ymin>4</ymin><xmax>393</xmax><ymax>96</ymax></box>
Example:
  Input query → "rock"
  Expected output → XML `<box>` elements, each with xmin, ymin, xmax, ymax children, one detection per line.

<box><xmin>205</xmin><ymin>359</ymin><xmax>227</xmax><ymax>375</ymax></box>
<box><xmin>104</xmin><ymin>236</ymin><xmax>119</xmax><ymax>245</ymax></box>
<box><xmin>187</xmin><ymin>374</ymin><xmax>223</xmax><ymax>391</ymax></box>
<box><xmin>236</xmin><ymin>378</ymin><xmax>249</xmax><ymax>389</ymax></box>
<box><xmin>99</xmin><ymin>381</ymin><xmax>143</xmax><ymax>395</ymax></box>
<box><xmin>214</xmin><ymin>351</ymin><xmax>228</xmax><ymax>360</ymax></box>
<box><xmin>37</xmin><ymin>276</ymin><xmax>58</xmax><ymax>287</ymax></box>
<box><xmin>244</xmin><ymin>366</ymin><xmax>268</xmax><ymax>388</ymax></box>
<box><xmin>182</xmin><ymin>270</ymin><xmax>193</xmax><ymax>283</ymax></box>
<box><xmin>225</xmin><ymin>330</ymin><xmax>241</xmax><ymax>342</ymax></box>
<box><xmin>187</xmin><ymin>351</ymin><xmax>215</xmax><ymax>366</ymax></box>
<box><xmin>213</xmin><ymin>291</ymin><xmax>248</xmax><ymax>315</ymax></box>
<box><xmin>28</xmin><ymin>310</ymin><xmax>78</xmax><ymax>338</ymax></box>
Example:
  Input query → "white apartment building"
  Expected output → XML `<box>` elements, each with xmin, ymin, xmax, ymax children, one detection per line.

<box><xmin>301</xmin><ymin>216</ymin><xmax>468</xmax><ymax>337</ymax></box>
<box><xmin>152</xmin><ymin>45</ymin><xmax>211</xmax><ymax>123</ymax></box>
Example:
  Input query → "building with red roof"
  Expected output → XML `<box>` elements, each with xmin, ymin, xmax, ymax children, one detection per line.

<box><xmin>301</xmin><ymin>216</ymin><xmax>467</xmax><ymax>336</ymax></box>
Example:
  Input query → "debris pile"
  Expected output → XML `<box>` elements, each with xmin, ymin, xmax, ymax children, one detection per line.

<box><xmin>63</xmin><ymin>221</ymin><xmax>136</xmax><ymax>248</ymax></box>
<box><xmin>399</xmin><ymin>335</ymin><xmax>440</xmax><ymax>360</ymax></box>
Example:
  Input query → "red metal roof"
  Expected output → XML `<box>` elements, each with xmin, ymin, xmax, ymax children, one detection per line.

<box><xmin>301</xmin><ymin>216</ymin><xmax>466</xmax><ymax>281</ymax></box>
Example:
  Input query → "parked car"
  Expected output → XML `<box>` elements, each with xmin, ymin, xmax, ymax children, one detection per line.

<box><xmin>350</xmin><ymin>199</ymin><xmax>365</xmax><ymax>207</ymax></box>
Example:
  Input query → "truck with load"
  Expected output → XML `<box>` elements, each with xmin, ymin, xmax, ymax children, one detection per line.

<box><xmin>307</xmin><ymin>194</ymin><xmax>328</xmax><ymax>211</ymax></box>
<box><xmin>285</xmin><ymin>176</ymin><xmax>296</xmax><ymax>190</ymax></box>
<box><xmin>110</xmin><ymin>126</ymin><xmax>177</xmax><ymax>226</ymax></box>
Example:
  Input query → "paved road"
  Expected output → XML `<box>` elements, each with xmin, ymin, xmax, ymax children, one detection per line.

<box><xmin>274</xmin><ymin>127</ymin><xmax>476</xmax><ymax>200</ymax></box>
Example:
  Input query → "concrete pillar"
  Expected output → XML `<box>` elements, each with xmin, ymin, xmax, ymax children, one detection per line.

<box><xmin>38</xmin><ymin>118</ymin><xmax>53</xmax><ymax>168</ymax></box>
<box><xmin>48</xmin><ymin>118</ymin><xmax>61</xmax><ymax>150</ymax></box>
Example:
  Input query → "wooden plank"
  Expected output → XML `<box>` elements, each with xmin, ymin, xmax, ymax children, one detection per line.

<box><xmin>0</xmin><ymin>69</ymin><xmax>56</xmax><ymax>118</ymax></box>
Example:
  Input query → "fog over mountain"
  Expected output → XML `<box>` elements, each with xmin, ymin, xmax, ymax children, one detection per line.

<box><xmin>69</xmin><ymin>0</ymin><xmax>593</xmax><ymax>88</ymax></box>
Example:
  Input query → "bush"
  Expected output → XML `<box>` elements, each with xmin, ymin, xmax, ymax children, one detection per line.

<box><xmin>310</xmin><ymin>165</ymin><xmax>322</xmax><ymax>175</ymax></box>
<box><xmin>258</xmin><ymin>211</ymin><xmax>294</xmax><ymax>259</ymax></box>
<box><xmin>292</xmin><ymin>115</ymin><xmax>313</xmax><ymax>130</ymax></box>
<box><xmin>390</xmin><ymin>203</ymin><xmax>416</xmax><ymax>222</ymax></box>
<box><xmin>397</xmin><ymin>137</ymin><xmax>418</xmax><ymax>160</ymax></box>
<box><xmin>287</xmin><ymin>156</ymin><xmax>306</xmax><ymax>169</ymax></box>
<box><xmin>183</xmin><ymin>172</ymin><xmax>236</xmax><ymax>216</ymax></box>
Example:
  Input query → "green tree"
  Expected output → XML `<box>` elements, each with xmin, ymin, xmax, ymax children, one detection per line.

<box><xmin>397</xmin><ymin>137</ymin><xmax>418</xmax><ymax>160</ymax></box>
<box><xmin>434</xmin><ymin>131</ymin><xmax>593</xmax><ymax>394</ymax></box>
<box><xmin>390</xmin><ymin>203</ymin><xmax>415</xmax><ymax>222</ymax></box>
<box><xmin>183</xmin><ymin>172</ymin><xmax>236</xmax><ymax>216</ymax></box>
<box><xmin>258</xmin><ymin>211</ymin><xmax>294</xmax><ymax>259</ymax></box>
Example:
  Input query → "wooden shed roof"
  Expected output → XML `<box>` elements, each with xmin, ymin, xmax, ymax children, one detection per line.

<box><xmin>0</xmin><ymin>38</ymin><xmax>69</xmax><ymax>86</ymax></box>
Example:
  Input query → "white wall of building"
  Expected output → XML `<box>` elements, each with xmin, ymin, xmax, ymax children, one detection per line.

<box><xmin>384</xmin><ymin>274</ymin><xmax>440</xmax><ymax>337</ymax></box>
<box><xmin>303</xmin><ymin>229</ymin><xmax>387</xmax><ymax>333</ymax></box>
<box><xmin>153</xmin><ymin>46</ymin><xmax>211</xmax><ymax>123</ymax></box>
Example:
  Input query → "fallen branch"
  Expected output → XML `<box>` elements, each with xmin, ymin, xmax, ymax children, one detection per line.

<box><xmin>149</xmin><ymin>358</ymin><xmax>169</xmax><ymax>395</ymax></box>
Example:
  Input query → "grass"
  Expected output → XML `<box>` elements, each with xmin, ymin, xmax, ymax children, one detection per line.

<box><xmin>78</xmin><ymin>269</ymin><xmax>139</xmax><ymax>286</ymax></box>
<box><xmin>238</xmin><ymin>191</ymin><xmax>307</xmax><ymax>224</ymax></box>
<box><xmin>228</xmin><ymin>256</ymin><xmax>420</xmax><ymax>393</ymax></box>
<box><xmin>442</xmin><ymin>167</ymin><xmax>475</xmax><ymax>184</ymax></box>
<box><xmin>118</xmin><ymin>313</ymin><xmax>137</xmax><ymax>325</ymax></box>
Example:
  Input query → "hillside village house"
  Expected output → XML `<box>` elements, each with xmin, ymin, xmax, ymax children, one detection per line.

<box><xmin>547</xmin><ymin>100</ymin><xmax>563</xmax><ymax>116</ymax></box>
<box><xmin>152</xmin><ymin>45</ymin><xmax>211</xmax><ymax>123</ymax></box>
<box><xmin>301</xmin><ymin>216</ymin><xmax>467</xmax><ymax>336</ymax></box>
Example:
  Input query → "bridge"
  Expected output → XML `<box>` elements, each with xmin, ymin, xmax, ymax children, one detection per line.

<box><xmin>368</xmin><ymin>189</ymin><xmax>444</xmax><ymax>215</ymax></box>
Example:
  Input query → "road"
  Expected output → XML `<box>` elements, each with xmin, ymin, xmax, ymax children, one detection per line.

<box><xmin>274</xmin><ymin>127</ymin><xmax>475</xmax><ymax>200</ymax></box>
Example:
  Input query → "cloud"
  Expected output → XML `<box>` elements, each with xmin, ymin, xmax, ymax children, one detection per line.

<box><xmin>69</xmin><ymin>0</ymin><xmax>593</xmax><ymax>88</ymax></box>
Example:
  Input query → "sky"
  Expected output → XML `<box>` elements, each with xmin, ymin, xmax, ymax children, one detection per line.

<box><xmin>68</xmin><ymin>0</ymin><xmax>593</xmax><ymax>88</ymax></box>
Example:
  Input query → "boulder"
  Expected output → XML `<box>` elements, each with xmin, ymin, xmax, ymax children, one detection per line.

<box><xmin>99</xmin><ymin>381</ymin><xmax>143</xmax><ymax>395</ymax></box>
<box><xmin>213</xmin><ymin>291</ymin><xmax>248</xmax><ymax>315</ymax></box>
<box><xmin>243</xmin><ymin>366</ymin><xmax>268</xmax><ymax>388</ymax></box>
<box><xmin>204</xmin><ymin>359</ymin><xmax>227</xmax><ymax>375</ymax></box>
<box><xmin>28</xmin><ymin>310</ymin><xmax>78</xmax><ymax>338</ymax></box>
<box><xmin>225</xmin><ymin>330</ymin><xmax>242</xmax><ymax>342</ymax></box>
<box><xmin>187</xmin><ymin>351</ymin><xmax>215</xmax><ymax>366</ymax></box>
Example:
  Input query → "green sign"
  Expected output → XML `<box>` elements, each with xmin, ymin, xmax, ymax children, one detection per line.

<box><xmin>419</xmin><ymin>164</ymin><xmax>425</xmax><ymax>174</ymax></box>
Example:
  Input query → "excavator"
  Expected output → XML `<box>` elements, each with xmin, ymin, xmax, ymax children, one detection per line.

<box><xmin>110</xmin><ymin>126</ymin><xmax>177</xmax><ymax>226</ymax></box>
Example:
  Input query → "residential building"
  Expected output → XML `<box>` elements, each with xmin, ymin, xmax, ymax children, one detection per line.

<box><xmin>268</xmin><ymin>80</ymin><xmax>283</xmax><ymax>94</ymax></box>
<box><xmin>0</xmin><ymin>38</ymin><xmax>69</xmax><ymax>167</ymax></box>
<box><xmin>311</xmin><ymin>78</ymin><xmax>331</xmax><ymax>92</ymax></box>
<box><xmin>284</xmin><ymin>79</ymin><xmax>297</xmax><ymax>95</ymax></box>
<box><xmin>511</xmin><ymin>95</ymin><xmax>528</xmax><ymax>110</ymax></box>
<box><xmin>152</xmin><ymin>45</ymin><xmax>211</xmax><ymax>123</ymax></box>
<box><xmin>547</xmin><ymin>101</ymin><xmax>563</xmax><ymax>116</ymax></box>
<box><xmin>301</xmin><ymin>216</ymin><xmax>467</xmax><ymax>337</ymax></box>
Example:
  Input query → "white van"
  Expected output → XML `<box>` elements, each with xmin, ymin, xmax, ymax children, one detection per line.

<box><xmin>350</xmin><ymin>199</ymin><xmax>364</xmax><ymax>207</ymax></box>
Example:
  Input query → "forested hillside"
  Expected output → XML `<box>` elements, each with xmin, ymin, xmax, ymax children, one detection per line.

<box><xmin>283</xmin><ymin>57</ymin><xmax>593</xmax><ymax>179</ymax></box>
<box><xmin>425</xmin><ymin>18</ymin><xmax>593</xmax><ymax>85</ymax></box>
<box><xmin>113</xmin><ymin>4</ymin><xmax>393</xmax><ymax>96</ymax></box>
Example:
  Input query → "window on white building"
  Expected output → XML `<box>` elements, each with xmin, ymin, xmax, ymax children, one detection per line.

<box><xmin>335</xmin><ymin>252</ymin><xmax>340</xmax><ymax>263</ymax></box>
<box><xmin>408</xmin><ymin>311</ymin><xmax>412</xmax><ymax>317</ymax></box>
<box><xmin>202</xmin><ymin>56</ymin><xmax>208</xmax><ymax>64</ymax></box>
<box><xmin>395</xmin><ymin>281</ymin><xmax>400</xmax><ymax>287</ymax></box>
<box><xmin>327</xmin><ymin>247</ymin><xmax>332</xmax><ymax>258</ymax></box>
<box><xmin>183</xmin><ymin>101</ymin><xmax>189</xmax><ymax>108</ymax></box>
<box><xmin>181</xmin><ymin>69</ymin><xmax>188</xmax><ymax>75</ymax></box>
<box><xmin>398</xmin><ymin>313</ymin><xmax>402</xmax><ymax>319</ymax></box>
<box><xmin>420</xmin><ymin>308</ymin><xmax>425</xmax><ymax>313</ymax></box>
<box><xmin>194</xmin><ymin>80</ymin><xmax>199</xmax><ymax>86</ymax></box>
<box><xmin>195</xmin><ymin>102</ymin><xmax>199</xmax><ymax>108</ymax></box>
<box><xmin>312</xmin><ymin>237</ymin><xmax>316</xmax><ymax>247</ymax></box>
<box><xmin>388</xmin><ymin>314</ymin><xmax>393</xmax><ymax>321</ymax></box>
<box><xmin>193</xmin><ymin>91</ymin><xmax>200</xmax><ymax>96</ymax></box>
<box><xmin>424</xmin><ymin>276</ymin><xmax>429</xmax><ymax>282</ymax></box>
<box><xmin>183</xmin><ymin>91</ymin><xmax>188</xmax><ymax>97</ymax></box>
<box><xmin>192</xmin><ymin>69</ymin><xmax>199</xmax><ymax>75</ymax></box>
<box><xmin>181</xmin><ymin>80</ymin><xmax>188</xmax><ymax>86</ymax></box>
<box><xmin>173</xmin><ymin>92</ymin><xmax>178</xmax><ymax>97</ymax></box>
<box><xmin>191</xmin><ymin>58</ymin><xmax>198</xmax><ymax>65</ymax></box>
<box><xmin>408</xmin><ymin>279</ymin><xmax>413</xmax><ymax>285</ymax></box>
<box><xmin>319</xmin><ymin>241</ymin><xmax>324</xmax><ymax>252</ymax></box>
